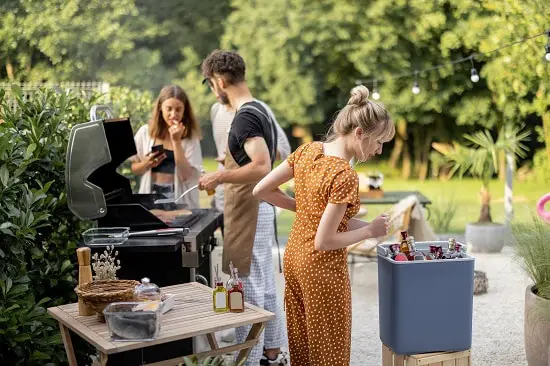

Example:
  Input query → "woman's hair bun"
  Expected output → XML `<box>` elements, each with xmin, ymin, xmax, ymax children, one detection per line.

<box><xmin>347</xmin><ymin>85</ymin><xmax>370</xmax><ymax>106</ymax></box>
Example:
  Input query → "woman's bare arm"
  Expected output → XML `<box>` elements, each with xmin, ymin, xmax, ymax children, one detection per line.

<box><xmin>253</xmin><ymin>160</ymin><xmax>296</xmax><ymax>212</ymax></box>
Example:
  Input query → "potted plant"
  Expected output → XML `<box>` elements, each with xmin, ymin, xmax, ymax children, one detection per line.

<box><xmin>512</xmin><ymin>213</ymin><xmax>550</xmax><ymax>366</ymax></box>
<box><xmin>432</xmin><ymin>125</ymin><xmax>530</xmax><ymax>252</ymax></box>
<box><xmin>180</xmin><ymin>355</ymin><xmax>234</xmax><ymax>366</ymax></box>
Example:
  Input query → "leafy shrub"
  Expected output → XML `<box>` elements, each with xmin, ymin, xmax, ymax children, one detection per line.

<box><xmin>532</xmin><ymin>149</ymin><xmax>550</xmax><ymax>183</ymax></box>
<box><xmin>0</xmin><ymin>86</ymin><xmax>98</xmax><ymax>365</ymax></box>
<box><xmin>428</xmin><ymin>195</ymin><xmax>458</xmax><ymax>233</ymax></box>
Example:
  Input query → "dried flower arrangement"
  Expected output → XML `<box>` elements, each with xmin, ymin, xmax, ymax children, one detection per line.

<box><xmin>91</xmin><ymin>245</ymin><xmax>121</xmax><ymax>280</ymax></box>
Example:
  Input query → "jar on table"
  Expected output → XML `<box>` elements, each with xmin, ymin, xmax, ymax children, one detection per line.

<box><xmin>134</xmin><ymin>277</ymin><xmax>161</xmax><ymax>302</ymax></box>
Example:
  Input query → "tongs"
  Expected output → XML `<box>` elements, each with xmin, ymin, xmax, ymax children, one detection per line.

<box><xmin>153</xmin><ymin>185</ymin><xmax>198</xmax><ymax>205</ymax></box>
<box><xmin>128</xmin><ymin>228</ymin><xmax>188</xmax><ymax>237</ymax></box>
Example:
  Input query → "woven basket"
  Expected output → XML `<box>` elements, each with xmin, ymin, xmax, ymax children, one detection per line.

<box><xmin>75</xmin><ymin>280</ymin><xmax>139</xmax><ymax>322</ymax></box>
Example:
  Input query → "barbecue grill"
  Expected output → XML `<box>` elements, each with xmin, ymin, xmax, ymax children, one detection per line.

<box><xmin>65</xmin><ymin>109</ymin><xmax>222</xmax><ymax>364</ymax></box>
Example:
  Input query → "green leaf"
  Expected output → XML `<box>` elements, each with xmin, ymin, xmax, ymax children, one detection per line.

<box><xmin>1</xmin><ymin>222</ymin><xmax>14</xmax><ymax>230</ymax></box>
<box><xmin>36</xmin><ymin>297</ymin><xmax>52</xmax><ymax>306</ymax></box>
<box><xmin>60</xmin><ymin>259</ymin><xmax>72</xmax><ymax>273</ymax></box>
<box><xmin>6</xmin><ymin>277</ymin><xmax>13</xmax><ymax>294</ymax></box>
<box><xmin>14</xmin><ymin>334</ymin><xmax>32</xmax><ymax>342</ymax></box>
<box><xmin>4</xmin><ymin>304</ymin><xmax>20</xmax><ymax>312</ymax></box>
<box><xmin>31</xmin><ymin>247</ymin><xmax>43</xmax><ymax>259</ymax></box>
<box><xmin>9</xmin><ymin>284</ymin><xmax>29</xmax><ymax>296</ymax></box>
<box><xmin>25</xmin><ymin>143</ymin><xmax>36</xmax><ymax>160</ymax></box>
<box><xmin>31</xmin><ymin>351</ymin><xmax>51</xmax><ymax>361</ymax></box>
<box><xmin>0</xmin><ymin>165</ymin><xmax>9</xmax><ymax>187</ymax></box>
<box><xmin>10</xmin><ymin>244</ymin><xmax>24</xmax><ymax>255</ymax></box>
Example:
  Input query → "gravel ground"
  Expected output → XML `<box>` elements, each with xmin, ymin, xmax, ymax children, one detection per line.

<box><xmin>209</xmin><ymin>234</ymin><xmax>531</xmax><ymax>365</ymax></box>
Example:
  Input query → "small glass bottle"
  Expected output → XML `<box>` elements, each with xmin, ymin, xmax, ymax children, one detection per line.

<box><xmin>389</xmin><ymin>244</ymin><xmax>408</xmax><ymax>261</ymax></box>
<box><xmin>407</xmin><ymin>236</ymin><xmax>426</xmax><ymax>261</ymax></box>
<box><xmin>399</xmin><ymin>231</ymin><xmax>410</xmax><ymax>258</ymax></box>
<box><xmin>226</xmin><ymin>261</ymin><xmax>236</xmax><ymax>290</ymax></box>
<box><xmin>200</xmin><ymin>166</ymin><xmax>216</xmax><ymax>196</ymax></box>
<box><xmin>212</xmin><ymin>276</ymin><xmax>228</xmax><ymax>313</ymax></box>
<box><xmin>443</xmin><ymin>238</ymin><xmax>458</xmax><ymax>259</ymax></box>
<box><xmin>454</xmin><ymin>242</ymin><xmax>465</xmax><ymax>258</ymax></box>
<box><xmin>134</xmin><ymin>277</ymin><xmax>161</xmax><ymax>302</ymax></box>
<box><xmin>228</xmin><ymin>268</ymin><xmax>244</xmax><ymax>313</ymax></box>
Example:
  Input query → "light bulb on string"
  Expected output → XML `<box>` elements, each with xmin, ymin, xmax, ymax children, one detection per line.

<box><xmin>469</xmin><ymin>56</ymin><xmax>480</xmax><ymax>83</ymax></box>
<box><xmin>470</xmin><ymin>69</ymin><xmax>480</xmax><ymax>83</ymax></box>
<box><xmin>411</xmin><ymin>71</ymin><xmax>420</xmax><ymax>94</ymax></box>
<box><xmin>372</xmin><ymin>80</ymin><xmax>380</xmax><ymax>100</ymax></box>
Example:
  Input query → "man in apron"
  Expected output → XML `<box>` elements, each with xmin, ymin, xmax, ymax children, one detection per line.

<box><xmin>199</xmin><ymin>50</ymin><xmax>288</xmax><ymax>366</ymax></box>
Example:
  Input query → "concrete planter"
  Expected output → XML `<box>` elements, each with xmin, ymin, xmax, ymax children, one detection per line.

<box><xmin>524</xmin><ymin>285</ymin><xmax>550</xmax><ymax>366</ymax></box>
<box><xmin>465</xmin><ymin>222</ymin><xmax>507</xmax><ymax>253</ymax></box>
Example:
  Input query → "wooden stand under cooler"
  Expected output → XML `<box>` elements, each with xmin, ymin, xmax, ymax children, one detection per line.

<box><xmin>382</xmin><ymin>344</ymin><xmax>471</xmax><ymax>366</ymax></box>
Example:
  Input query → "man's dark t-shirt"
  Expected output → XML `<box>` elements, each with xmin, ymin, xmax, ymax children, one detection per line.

<box><xmin>228</xmin><ymin>101</ymin><xmax>277</xmax><ymax>167</ymax></box>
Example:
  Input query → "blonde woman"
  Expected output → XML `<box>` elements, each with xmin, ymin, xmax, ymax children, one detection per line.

<box><xmin>253</xmin><ymin>85</ymin><xmax>395</xmax><ymax>366</ymax></box>
<box><xmin>131</xmin><ymin>85</ymin><xmax>203</xmax><ymax>208</ymax></box>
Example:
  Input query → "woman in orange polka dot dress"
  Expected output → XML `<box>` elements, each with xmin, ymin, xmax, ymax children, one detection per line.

<box><xmin>253</xmin><ymin>85</ymin><xmax>395</xmax><ymax>365</ymax></box>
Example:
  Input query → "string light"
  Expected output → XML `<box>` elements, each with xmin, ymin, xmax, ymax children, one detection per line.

<box><xmin>355</xmin><ymin>28</ymin><xmax>548</xmax><ymax>93</ymax></box>
<box><xmin>470</xmin><ymin>57</ymin><xmax>480</xmax><ymax>83</ymax></box>
<box><xmin>412</xmin><ymin>71</ymin><xmax>420</xmax><ymax>95</ymax></box>
<box><xmin>372</xmin><ymin>80</ymin><xmax>381</xmax><ymax>100</ymax></box>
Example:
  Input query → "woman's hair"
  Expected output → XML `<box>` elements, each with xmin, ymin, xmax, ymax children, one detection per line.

<box><xmin>149</xmin><ymin>85</ymin><xmax>202</xmax><ymax>140</ymax></box>
<box><xmin>326</xmin><ymin>85</ymin><xmax>394</xmax><ymax>143</ymax></box>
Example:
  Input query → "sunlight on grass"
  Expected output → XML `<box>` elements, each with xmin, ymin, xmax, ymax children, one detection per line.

<box><xmin>199</xmin><ymin>158</ymin><xmax>547</xmax><ymax>236</ymax></box>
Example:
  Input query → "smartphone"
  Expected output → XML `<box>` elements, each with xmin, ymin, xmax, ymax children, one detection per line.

<box><xmin>151</xmin><ymin>144</ymin><xmax>165</xmax><ymax>155</ymax></box>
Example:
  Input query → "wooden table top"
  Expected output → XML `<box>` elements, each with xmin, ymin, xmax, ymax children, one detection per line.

<box><xmin>47</xmin><ymin>282</ymin><xmax>274</xmax><ymax>355</ymax></box>
<box><xmin>360</xmin><ymin>190</ymin><xmax>432</xmax><ymax>205</ymax></box>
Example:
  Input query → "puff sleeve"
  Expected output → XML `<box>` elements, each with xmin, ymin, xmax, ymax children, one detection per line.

<box><xmin>328</xmin><ymin>168</ymin><xmax>359</xmax><ymax>206</ymax></box>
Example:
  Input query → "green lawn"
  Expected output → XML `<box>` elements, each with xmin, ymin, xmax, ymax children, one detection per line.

<box><xmin>199</xmin><ymin>158</ymin><xmax>547</xmax><ymax>236</ymax></box>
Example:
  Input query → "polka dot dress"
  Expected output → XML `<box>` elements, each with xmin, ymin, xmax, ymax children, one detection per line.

<box><xmin>284</xmin><ymin>141</ymin><xmax>360</xmax><ymax>366</ymax></box>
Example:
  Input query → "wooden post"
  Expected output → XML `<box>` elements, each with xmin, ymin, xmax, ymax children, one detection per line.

<box><xmin>77</xmin><ymin>247</ymin><xmax>95</xmax><ymax>316</ymax></box>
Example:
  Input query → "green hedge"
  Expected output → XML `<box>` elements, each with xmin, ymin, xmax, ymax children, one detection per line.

<box><xmin>0</xmin><ymin>86</ymin><xmax>101</xmax><ymax>365</ymax></box>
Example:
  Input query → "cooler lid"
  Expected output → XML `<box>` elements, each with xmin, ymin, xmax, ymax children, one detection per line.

<box><xmin>65</xmin><ymin>117</ymin><xmax>137</xmax><ymax>220</ymax></box>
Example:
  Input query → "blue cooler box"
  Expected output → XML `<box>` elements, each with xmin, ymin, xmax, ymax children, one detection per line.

<box><xmin>377</xmin><ymin>241</ymin><xmax>474</xmax><ymax>355</ymax></box>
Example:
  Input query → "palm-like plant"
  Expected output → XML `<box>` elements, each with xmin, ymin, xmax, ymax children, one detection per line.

<box><xmin>432</xmin><ymin>125</ymin><xmax>530</xmax><ymax>223</ymax></box>
<box><xmin>180</xmin><ymin>356</ymin><xmax>233</xmax><ymax>366</ymax></box>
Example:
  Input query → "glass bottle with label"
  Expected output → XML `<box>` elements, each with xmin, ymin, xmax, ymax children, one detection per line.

<box><xmin>454</xmin><ymin>241</ymin><xmax>465</xmax><ymax>258</ymax></box>
<box><xmin>399</xmin><ymin>231</ymin><xmax>410</xmax><ymax>258</ymax></box>
<box><xmin>389</xmin><ymin>244</ymin><xmax>408</xmax><ymax>261</ymax></box>
<box><xmin>407</xmin><ymin>236</ymin><xmax>426</xmax><ymax>261</ymax></box>
<box><xmin>228</xmin><ymin>267</ymin><xmax>244</xmax><ymax>313</ymax></box>
<box><xmin>212</xmin><ymin>276</ymin><xmax>228</xmax><ymax>313</ymax></box>
<box><xmin>443</xmin><ymin>238</ymin><xmax>459</xmax><ymax>259</ymax></box>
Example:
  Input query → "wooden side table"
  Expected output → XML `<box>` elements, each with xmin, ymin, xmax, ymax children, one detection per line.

<box><xmin>47</xmin><ymin>282</ymin><xmax>274</xmax><ymax>366</ymax></box>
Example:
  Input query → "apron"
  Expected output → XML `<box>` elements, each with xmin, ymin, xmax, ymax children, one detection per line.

<box><xmin>222</xmin><ymin>104</ymin><xmax>277</xmax><ymax>276</ymax></box>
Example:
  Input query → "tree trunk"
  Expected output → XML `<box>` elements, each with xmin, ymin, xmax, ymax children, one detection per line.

<box><xmin>6</xmin><ymin>59</ymin><xmax>14</xmax><ymax>80</ymax></box>
<box><xmin>402</xmin><ymin>138</ymin><xmax>412</xmax><ymax>179</ymax></box>
<box><xmin>413</xmin><ymin>128</ymin><xmax>422</xmax><ymax>178</ymax></box>
<box><xmin>478</xmin><ymin>186</ymin><xmax>492</xmax><ymax>223</ymax></box>
<box><xmin>389</xmin><ymin>118</ymin><xmax>406</xmax><ymax>169</ymax></box>
<box><xmin>418</xmin><ymin>130</ymin><xmax>432</xmax><ymax>181</ymax></box>
<box><xmin>498</xmin><ymin>150</ymin><xmax>505</xmax><ymax>180</ymax></box>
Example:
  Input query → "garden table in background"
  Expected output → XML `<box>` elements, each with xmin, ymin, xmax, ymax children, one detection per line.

<box><xmin>47</xmin><ymin>282</ymin><xmax>273</xmax><ymax>366</ymax></box>
<box><xmin>360</xmin><ymin>190</ymin><xmax>432</xmax><ymax>219</ymax></box>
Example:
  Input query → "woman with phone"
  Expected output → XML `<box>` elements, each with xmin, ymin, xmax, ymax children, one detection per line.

<box><xmin>131</xmin><ymin>85</ymin><xmax>203</xmax><ymax>208</ymax></box>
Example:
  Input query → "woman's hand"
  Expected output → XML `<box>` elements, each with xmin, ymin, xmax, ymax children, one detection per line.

<box><xmin>132</xmin><ymin>151</ymin><xmax>167</xmax><ymax>176</ymax></box>
<box><xmin>169</xmin><ymin>121</ymin><xmax>186</xmax><ymax>141</ymax></box>
<box><xmin>368</xmin><ymin>213</ymin><xmax>390</xmax><ymax>238</ymax></box>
